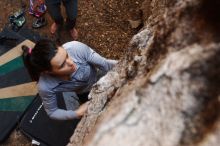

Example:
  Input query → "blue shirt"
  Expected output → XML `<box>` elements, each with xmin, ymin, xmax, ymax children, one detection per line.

<box><xmin>38</xmin><ymin>41</ymin><xmax>117</xmax><ymax>120</ymax></box>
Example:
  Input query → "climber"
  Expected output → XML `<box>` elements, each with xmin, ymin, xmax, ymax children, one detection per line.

<box><xmin>22</xmin><ymin>39</ymin><xmax>117</xmax><ymax>120</ymax></box>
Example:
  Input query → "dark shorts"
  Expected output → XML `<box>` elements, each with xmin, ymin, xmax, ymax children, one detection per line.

<box><xmin>45</xmin><ymin>0</ymin><xmax>78</xmax><ymax>29</ymax></box>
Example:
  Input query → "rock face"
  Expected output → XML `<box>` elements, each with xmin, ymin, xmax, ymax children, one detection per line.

<box><xmin>68</xmin><ymin>0</ymin><xmax>220</xmax><ymax>146</ymax></box>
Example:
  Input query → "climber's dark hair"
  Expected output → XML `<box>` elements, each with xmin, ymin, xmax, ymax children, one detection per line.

<box><xmin>22</xmin><ymin>39</ymin><xmax>58</xmax><ymax>81</ymax></box>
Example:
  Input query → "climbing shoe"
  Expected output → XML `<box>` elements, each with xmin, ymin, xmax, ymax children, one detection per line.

<box><xmin>9</xmin><ymin>9</ymin><xmax>26</xmax><ymax>31</ymax></box>
<box><xmin>32</xmin><ymin>17</ymin><xmax>47</xmax><ymax>29</ymax></box>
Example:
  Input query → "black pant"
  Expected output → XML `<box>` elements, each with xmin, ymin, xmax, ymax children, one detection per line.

<box><xmin>77</xmin><ymin>92</ymin><xmax>89</xmax><ymax>104</ymax></box>
<box><xmin>45</xmin><ymin>0</ymin><xmax>78</xmax><ymax>30</ymax></box>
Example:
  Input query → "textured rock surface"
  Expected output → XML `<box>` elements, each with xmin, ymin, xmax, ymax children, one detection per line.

<box><xmin>68</xmin><ymin>0</ymin><xmax>220</xmax><ymax>146</ymax></box>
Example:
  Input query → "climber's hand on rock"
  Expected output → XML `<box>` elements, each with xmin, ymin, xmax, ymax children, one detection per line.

<box><xmin>75</xmin><ymin>102</ymin><xmax>89</xmax><ymax>118</ymax></box>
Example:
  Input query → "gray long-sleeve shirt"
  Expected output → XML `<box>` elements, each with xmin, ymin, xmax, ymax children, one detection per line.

<box><xmin>38</xmin><ymin>41</ymin><xmax>117</xmax><ymax>120</ymax></box>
